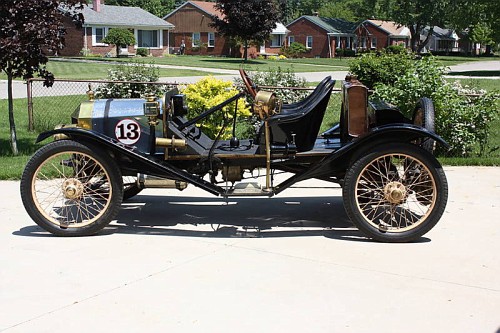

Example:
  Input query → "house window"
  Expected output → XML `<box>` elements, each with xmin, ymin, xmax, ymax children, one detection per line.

<box><xmin>207</xmin><ymin>32</ymin><xmax>215</xmax><ymax>47</ymax></box>
<box><xmin>371</xmin><ymin>37</ymin><xmax>377</xmax><ymax>49</ymax></box>
<box><xmin>288</xmin><ymin>36</ymin><xmax>295</xmax><ymax>46</ymax></box>
<box><xmin>137</xmin><ymin>30</ymin><xmax>159</xmax><ymax>48</ymax></box>
<box><xmin>270</xmin><ymin>34</ymin><xmax>283</xmax><ymax>47</ymax></box>
<box><xmin>306</xmin><ymin>36</ymin><xmax>313</xmax><ymax>49</ymax></box>
<box><xmin>92</xmin><ymin>27</ymin><xmax>108</xmax><ymax>46</ymax></box>
<box><xmin>192</xmin><ymin>32</ymin><xmax>201</xmax><ymax>47</ymax></box>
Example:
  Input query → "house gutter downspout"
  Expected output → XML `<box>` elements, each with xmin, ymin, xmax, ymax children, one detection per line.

<box><xmin>167</xmin><ymin>28</ymin><xmax>170</xmax><ymax>55</ymax></box>
<box><xmin>327</xmin><ymin>34</ymin><xmax>332</xmax><ymax>58</ymax></box>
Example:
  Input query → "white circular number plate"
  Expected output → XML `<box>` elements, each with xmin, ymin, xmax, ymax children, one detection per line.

<box><xmin>115</xmin><ymin>119</ymin><xmax>141</xmax><ymax>145</ymax></box>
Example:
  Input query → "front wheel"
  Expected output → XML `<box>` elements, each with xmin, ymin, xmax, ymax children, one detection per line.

<box><xmin>342</xmin><ymin>143</ymin><xmax>448</xmax><ymax>242</ymax></box>
<box><xmin>20</xmin><ymin>140</ymin><xmax>123</xmax><ymax>236</ymax></box>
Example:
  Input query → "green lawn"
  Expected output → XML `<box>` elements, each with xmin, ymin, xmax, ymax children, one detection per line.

<box><xmin>3</xmin><ymin>55</ymin><xmax>496</xmax><ymax>81</ymax></box>
<box><xmin>74</xmin><ymin>55</ymin><xmax>349</xmax><ymax>72</ymax></box>
<box><xmin>446</xmin><ymin>70</ymin><xmax>500</xmax><ymax>77</ymax></box>
<box><xmin>445</xmin><ymin>78</ymin><xmax>500</xmax><ymax>91</ymax></box>
<box><xmin>435</xmin><ymin>55</ymin><xmax>500</xmax><ymax>66</ymax></box>
<box><xmin>0</xmin><ymin>98</ymin><xmax>40</xmax><ymax>179</ymax></box>
<box><xmin>85</xmin><ymin>54</ymin><xmax>498</xmax><ymax>72</ymax></box>
<box><xmin>0</xmin><ymin>60</ymin><xmax>221</xmax><ymax>81</ymax></box>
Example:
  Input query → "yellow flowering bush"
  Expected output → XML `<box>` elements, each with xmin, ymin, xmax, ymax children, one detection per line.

<box><xmin>181</xmin><ymin>76</ymin><xmax>251</xmax><ymax>139</ymax></box>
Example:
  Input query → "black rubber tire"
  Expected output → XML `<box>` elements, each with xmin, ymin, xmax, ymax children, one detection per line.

<box><xmin>20</xmin><ymin>140</ymin><xmax>123</xmax><ymax>236</ymax></box>
<box><xmin>123</xmin><ymin>176</ymin><xmax>142</xmax><ymax>200</ymax></box>
<box><xmin>412</xmin><ymin>97</ymin><xmax>436</xmax><ymax>153</ymax></box>
<box><xmin>342</xmin><ymin>143</ymin><xmax>448</xmax><ymax>242</ymax></box>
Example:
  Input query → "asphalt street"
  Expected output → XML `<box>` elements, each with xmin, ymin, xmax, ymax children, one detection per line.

<box><xmin>1</xmin><ymin>166</ymin><xmax>499</xmax><ymax>333</ymax></box>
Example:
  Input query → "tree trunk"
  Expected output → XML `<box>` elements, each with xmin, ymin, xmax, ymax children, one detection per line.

<box><xmin>7</xmin><ymin>71</ymin><xmax>19</xmax><ymax>156</ymax></box>
<box><xmin>417</xmin><ymin>26</ymin><xmax>434</xmax><ymax>53</ymax></box>
<box><xmin>409</xmin><ymin>24</ymin><xmax>423</xmax><ymax>53</ymax></box>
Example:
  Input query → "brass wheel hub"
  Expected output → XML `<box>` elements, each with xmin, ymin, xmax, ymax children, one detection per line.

<box><xmin>62</xmin><ymin>179</ymin><xmax>84</xmax><ymax>199</ymax></box>
<box><xmin>384</xmin><ymin>181</ymin><xmax>407</xmax><ymax>204</ymax></box>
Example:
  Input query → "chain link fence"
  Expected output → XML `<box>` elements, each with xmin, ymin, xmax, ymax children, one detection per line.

<box><xmin>26</xmin><ymin>78</ymin><xmax>343</xmax><ymax>132</ymax></box>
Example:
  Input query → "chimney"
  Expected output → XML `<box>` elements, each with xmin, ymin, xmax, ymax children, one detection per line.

<box><xmin>93</xmin><ymin>0</ymin><xmax>101</xmax><ymax>12</ymax></box>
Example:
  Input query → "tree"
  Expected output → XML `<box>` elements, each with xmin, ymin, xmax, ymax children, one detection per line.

<box><xmin>102</xmin><ymin>28</ymin><xmax>136</xmax><ymax>57</ymax></box>
<box><xmin>0</xmin><ymin>0</ymin><xmax>83</xmax><ymax>155</ymax></box>
<box><xmin>210</xmin><ymin>0</ymin><xmax>280</xmax><ymax>61</ymax></box>
<box><xmin>470</xmin><ymin>22</ymin><xmax>494</xmax><ymax>55</ymax></box>
<box><xmin>391</xmin><ymin>0</ymin><xmax>450</xmax><ymax>52</ymax></box>
<box><xmin>105</xmin><ymin>0</ymin><xmax>177</xmax><ymax>18</ymax></box>
<box><xmin>447</xmin><ymin>0</ymin><xmax>500</xmax><ymax>52</ymax></box>
<box><xmin>318</xmin><ymin>0</ymin><xmax>372</xmax><ymax>22</ymax></box>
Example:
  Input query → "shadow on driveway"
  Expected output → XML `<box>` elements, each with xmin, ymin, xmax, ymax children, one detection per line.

<box><xmin>14</xmin><ymin>195</ymin><xmax>430</xmax><ymax>242</ymax></box>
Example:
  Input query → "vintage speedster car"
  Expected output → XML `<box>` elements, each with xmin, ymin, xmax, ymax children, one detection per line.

<box><xmin>20</xmin><ymin>70</ymin><xmax>448</xmax><ymax>242</ymax></box>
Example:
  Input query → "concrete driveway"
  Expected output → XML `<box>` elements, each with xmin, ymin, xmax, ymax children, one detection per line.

<box><xmin>1</xmin><ymin>166</ymin><xmax>499</xmax><ymax>333</ymax></box>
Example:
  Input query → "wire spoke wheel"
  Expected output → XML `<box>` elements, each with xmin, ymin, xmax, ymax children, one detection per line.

<box><xmin>21</xmin><ymin>140</ymin><xmax>123</xmax><ymax>236</ymax></box>
<box><xmin>356</xmin><ymin>154</ymin><xmax>435</xmax><ymax>231</ymax></box>
<box><xmin>343</xmin><ymin>143</ymin><xmax>447</xmax><ymax>242</ymax></box>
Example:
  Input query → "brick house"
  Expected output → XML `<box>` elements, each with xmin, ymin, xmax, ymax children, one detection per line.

<box><xmin>286</xmin><ymin>15</ymin><xmax>357</xmax><ymax>58</ymax></box>
<box><xmin>420</xmin><ymin>26</ymin><xmax>460</xmax><ymax>54</ymax></box>
<box><xmin>163</xmin><ymin>1</ymin><xmax>230</xmax><ymax>56</ymax></box>
<box><xmin>163</xmin><ymin>1</ymin><xmax>289</xmax><ymax>57</ymax></box>
<box><xmin>355</xmin><ymin>20</ymin><xmax>411</xmax><ymax>51</ymax></box>
<box><xmin>59</xmin><ymin>0</ymin><xmax>174</xmax><ymax>57</ymax></box>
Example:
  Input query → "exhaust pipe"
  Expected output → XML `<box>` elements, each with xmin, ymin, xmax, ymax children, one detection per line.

<box><xmin>137</xmin><ymin>174</ymin><xmax>188</xmax><ymax>190</ymax></box>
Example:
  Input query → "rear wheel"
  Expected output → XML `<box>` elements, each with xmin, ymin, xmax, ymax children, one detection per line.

<box><xmin>20</xmin><ymin>140</ymin><xmax>123</xmax><ymax>236</ymax></box>
<box><xmin>343</xmin><ymin>143</ymin><xmax>447</xmax><ymax>242</ymax></box>
<box><xmin>412</xmin><ymin>97</ymin><xmax>435</xmax><ymax>153</ymax></box>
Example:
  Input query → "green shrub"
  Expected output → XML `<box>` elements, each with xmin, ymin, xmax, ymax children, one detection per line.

<box><xmin>281</xmin><ymin>42</ymin><xmax>307</xmax><ymax>58</ymax></box>
<box><xmin>79</xmin><ymin>48</ymin><xmax>101</xmax><ymax>58</ymax></box>
<box><xmin>136</xmin><ymin>48</ymin><xmax>148</xmax><ymax>57</ymax></box>
<box><xmin>181</xmin><ymin>76</ymin><xmax>252</xmax><ymax>139</ymax></box>
<box><xmin>348</xmin><ymin>51</ymin><xmax>414</xmax><ymax>89</ymax></box>
<box><xmin>371</xmin><ymin>54</ymin><xmax>499</xmax><ymax>157</ymax></box>
<box><xmin>385</xmin><ymin>44</ymin><xmax>407</xmax><ymax>54</ymax></box>
<box><xmin>94</xmin><ymin>61</ymin><xmax>169</xmax><ymax>98</ymax></box>
<box><xmin>374</xmin><ymin>56</ymin><xmax>448</xmax><ymax>114</ymax></box>
<box><xmin>335</xmin><ymin>48</ymin><xmax>356</xmax><ymax>57</ymax></box>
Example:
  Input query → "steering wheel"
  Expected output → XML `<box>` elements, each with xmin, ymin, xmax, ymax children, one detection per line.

<box><xmin>239</xmin><ymin>68</ymin><xmax>257</xmax><ymax>98</ymax></box>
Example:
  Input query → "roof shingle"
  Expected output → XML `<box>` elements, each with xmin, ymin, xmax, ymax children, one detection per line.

<box><xmin>290</xmin><ymin>16</ymin><xmax>357</xmax><ymax>34</ymax></box>
<box><xmin>82</xmin><ymin>4</ymin><xmax>174</xmax><ymax>28</ymax></box>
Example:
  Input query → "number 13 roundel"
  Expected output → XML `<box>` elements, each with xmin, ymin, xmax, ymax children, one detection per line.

<box><xmin>115</xmin><ymin>119</ymin><xmax>141</xmax><ymax>145</ymax></box>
